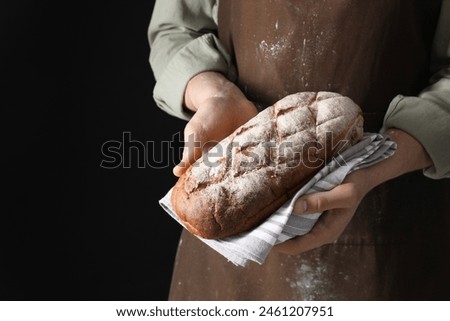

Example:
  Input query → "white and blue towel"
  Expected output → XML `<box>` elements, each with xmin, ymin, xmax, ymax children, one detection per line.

<box><xmin>159</xmin><ymin>133</ymin><xmax>396</xmax><ymax>267</ymax></box>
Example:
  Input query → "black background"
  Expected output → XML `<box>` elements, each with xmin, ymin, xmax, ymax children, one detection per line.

<box><xmin>2</xmin><ymin>0</ymin><xmax>184</xmax><ymax>299</ymax></box>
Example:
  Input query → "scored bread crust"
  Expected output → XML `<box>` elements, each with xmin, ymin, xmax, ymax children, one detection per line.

<box><xmin>171</xmin><ymin>92</ymin><xmax>364</xmax><ymax>239</ymax></box>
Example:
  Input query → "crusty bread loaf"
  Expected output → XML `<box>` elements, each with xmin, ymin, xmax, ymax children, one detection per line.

<box><xmin>171</xmin><ymin>92</ymin><xmax>363</xmax><ymax>239</ymax></box>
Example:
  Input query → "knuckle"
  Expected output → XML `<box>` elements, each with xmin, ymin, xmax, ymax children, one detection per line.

<box><xmin>314</xmin><ymin>196</ymin><xmax>328</xmax><ymax>212</ymax></box>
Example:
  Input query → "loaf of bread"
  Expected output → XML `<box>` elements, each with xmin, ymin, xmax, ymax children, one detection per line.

<box><xmin>171</xmin><ymin>92</ymin><xmax>363</xmax><ymax>239</ymax></box>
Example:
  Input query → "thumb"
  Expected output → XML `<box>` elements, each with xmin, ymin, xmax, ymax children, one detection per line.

<box><xmin>293</xmin><ymin>183</ymin><xmax>358</xmax><ymax>215</ymax></box>
<box><xmin>173</xmin><ymin>132</ymin><xmax>204</xmax><ymax>177</ymax></box>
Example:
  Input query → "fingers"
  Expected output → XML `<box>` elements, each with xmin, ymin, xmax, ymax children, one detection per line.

<box><xmin>173</xmin><ymin>119</ymin><xmax>206</xmax><ymax>177</ymax></box>
<box><xmin>293</xmin><ymin>182</ymin><xmax>359</xmax><ymax>215</ymax></box>
<box><xmin>173</xmin><ymin>107</ymin><xmax>227</xmax><ymax>177</ymax></box>
<box><xmin>275</xmin><ymin>207</ymin><xmax>354</xmax><ymax>255</ymax></box>
<box><xmin>277</xmin><ymin>171</ymin><xmax>370</xmax><ymax>255</ymax></box>
<box><xmin>172</xmin><ymin>98</ymin><xmax>257</xmax><ymax>177</ymax></box>
<box><xmin>173</xmin><ymin>158</ymin><xmax>194</xmax><ymax>177</ymax></box>
<box><xmin>173</xmin><ymin>139</ymin><xmax>214</xmax><ymax>177</ymax></box>
<box><xmin>275</xmin><ymin>232</ymin><xmax>323</xmax><ymax>255</ymax></box>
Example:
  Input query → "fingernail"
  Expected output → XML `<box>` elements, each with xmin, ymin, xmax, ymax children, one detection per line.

<box><xmin>297</xmin><ymin>200</ymin><xmax>307</xmax><ymax>214</ymax></box>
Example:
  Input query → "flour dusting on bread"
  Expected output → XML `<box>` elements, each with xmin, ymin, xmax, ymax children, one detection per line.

<box><xmin>172</xmin><ymin>92</ymin><xmax>363</xmax><ymax>239</ymax></box>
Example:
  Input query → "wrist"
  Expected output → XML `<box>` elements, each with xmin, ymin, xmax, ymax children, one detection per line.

<box><xmin>360</xmin><ymin>129</ymin><xmax>432</xmax><ymax>190</ymax></box>
<box><xmin>385</xmin><ymin>128</ymin><xmax>432</xmax><ymax>171</ymax></box>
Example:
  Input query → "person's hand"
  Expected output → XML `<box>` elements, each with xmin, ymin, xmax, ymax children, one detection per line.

<box><xmin>173</xmin><ymin>72</ymin><xmax>258</xmax><ymax>177</ymax></box>
<box><xmin>275</xmin><ymin>169</ymin><xmax>370</xmax><ymax>254</ymax></box>
<box><xmin>275</xmin><ymin>129</ymin><xmax>433</xmax><ymax>255</ymax></box>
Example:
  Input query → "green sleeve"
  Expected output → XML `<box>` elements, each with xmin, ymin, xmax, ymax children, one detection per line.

<box><xmin>148</xmin><ymin>0</ymin><xmax>235</xmax><ymax>120</ymax></box>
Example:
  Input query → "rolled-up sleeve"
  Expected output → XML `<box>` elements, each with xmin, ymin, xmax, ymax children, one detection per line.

<box><xmin>148</xmin><ymin>0</ymin><xmax>235</xmax><ymax>120</ymax></box>
<box><xmin>383</xmin><ymin>0</ymin><xmax>450</xmax><ymax>179</ymax></box>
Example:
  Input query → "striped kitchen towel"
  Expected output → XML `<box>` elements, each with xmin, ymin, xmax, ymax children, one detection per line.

<box><xmin>159</xmin><ymin>133</ymin><xmax>396</xmax><ymax>267</ymax></box>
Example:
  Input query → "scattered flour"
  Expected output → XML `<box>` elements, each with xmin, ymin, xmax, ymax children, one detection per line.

<box><xmin>259</xmin><ymin>37</ymin><xmax>288</xmax><ymax>59</ymax></box>
<box><xmin>287</xmin><ymin>257</ymin><xmax>337</xmax><ymax>301</ymax></box>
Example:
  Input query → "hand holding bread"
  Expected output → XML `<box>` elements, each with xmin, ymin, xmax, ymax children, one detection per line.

<box><xmin>174</xmin><ymin>71</ymin><xmax>258</xmax><ymax>177</ymax></box>
<box><xmin>172</xmin><ymin>91</ymin><xmax>364</xmax><ymax>239</ymax></box>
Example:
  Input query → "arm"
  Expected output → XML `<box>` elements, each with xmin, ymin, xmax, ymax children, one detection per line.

<box><xmin>174</xmin><ymin>72</ymin><xmax>257</xmax><ymax>177</ymax></box>
<box><xmin>276</xmin><ymin>129</ymin><xmax>432</xmax><ymax>254</ymax></box>
<box><xmin>277</xmin><ymin>1</ymin><xmax>450</xmax><ymax>255</ymax></box>
<box><xmin>149</xmin><ymin>0</ymin><xmax>236</xmax><ymax>120</ymax></box>
<box><xmin>382</xmin><ymin>71</ymin><xmax>450</xmax><ymax>179</ymax></box>
<box><xmin>383</xmin><ymin>0</ymin><xmax>450</xmax><ymax>179</ymax></box>
<box><xmin>149</xmin><ymin>0</ymin><xmax>257</xmax><ymax>176</ymax></box>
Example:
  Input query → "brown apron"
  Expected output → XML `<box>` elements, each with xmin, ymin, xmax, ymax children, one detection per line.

<box><xmin>169</xmin><ymin>0</ymin><xmax>450</xmax><ymax>300</ymax></box>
